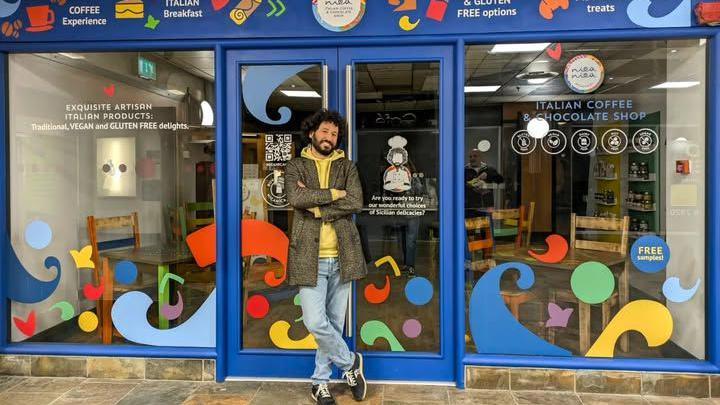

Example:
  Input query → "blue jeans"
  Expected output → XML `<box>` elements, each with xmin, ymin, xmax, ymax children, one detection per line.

<box><xmin>299</xmin><ymin>258</ymin><xmax>355</xmax><ymax>384</ymax></box>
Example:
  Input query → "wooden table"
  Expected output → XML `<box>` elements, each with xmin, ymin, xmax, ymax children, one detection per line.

<box><xmin>101</xmin><ymin>244</ymin><xmax>195</xmax><ymax>341</ymax></box>
<box><xmin>492</xmin><ymin>245</ymin><xmax>629</xmax><ymax>354</ymax></box>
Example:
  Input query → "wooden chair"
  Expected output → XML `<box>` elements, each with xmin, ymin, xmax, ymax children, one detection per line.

<box><xmin>548</xmin><ymin>213</ymin><xmax>630</xmax><ymax>353</ymax></box>
<box><xmin>86</xmin><ymin>213</ymin><xmax>141</xmax><ymax>344</ymax></box>
<box><xmin>524</xmin><ymin>201</ymin><xmax>536</xmax><ymax>247</ymax></box>
<box><xmin>490</xmin><ymin>206</ymin><xmax>526</xmax><ymax>248</ymax></box>
<box><xmin>166</xmin><ymin>206</ymin><xmax>187</xmax><ymax>242</ymax></box>
<box><xmin>185</xmin><ymin>202</ymin><xmax>214</xmax><ymax>233</ymax></box>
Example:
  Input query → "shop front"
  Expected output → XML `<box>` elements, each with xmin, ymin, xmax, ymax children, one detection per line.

<box><xmin>1</xmin><ymin>0</ymin><xmax>719</xmax><ymax>392</ymax></box>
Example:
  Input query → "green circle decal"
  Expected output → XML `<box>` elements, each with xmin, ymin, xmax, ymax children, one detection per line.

<box><xmin>570</xmin><ymin>261</ymin><xmax>615</xmax><ymax>304</ymax></box>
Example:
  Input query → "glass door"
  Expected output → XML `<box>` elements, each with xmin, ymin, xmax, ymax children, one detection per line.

<box><xmin>226</xmin><ymin>46</ymin><xmax>454</xmax><ymax>383</ymax></box>
<box><xmin>226</xmin><ymin>48</ymin><xmax>338</xmax><ymax>378</ymax></box>
<box><xmin>340</xmin><ymin>46</ymin><xmax>454</xmax><ymax>382</ymax></box>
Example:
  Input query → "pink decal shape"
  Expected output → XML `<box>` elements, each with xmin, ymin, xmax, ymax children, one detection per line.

<box><xmin>547</xmin><ymin>43</ymin><xmax>563</xmax><ymax>61</ymax></box>
<box><xmin>528</xmin><ymin>234</ymin><xmax>569</xmax><ymax>264</ymax></box>
<box><xmin>160</xmin><ymin>292</ymin><xmax>184</xmax><ymax>321</ymax></box>
<box><xmin>13</xmin><ymin>311</ymin><xmax>36</xmax><ymax>337</ymax></box>
<box><xmin>546</xmin><ymin>303</ymin><xmax>573</xmax><ymax>327</ymax></box>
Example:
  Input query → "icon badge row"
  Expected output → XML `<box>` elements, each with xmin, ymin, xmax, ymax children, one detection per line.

<box><xmin>511</xmin><ymin>128</ymin><xmax>658</xmax><ymax>155</ymax></box>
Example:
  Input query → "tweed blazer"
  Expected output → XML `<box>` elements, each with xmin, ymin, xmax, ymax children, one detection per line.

<box><xmin>284</xmin><ymin>155</ymin><xmax>368</xmax><ymax>286</ymax></box>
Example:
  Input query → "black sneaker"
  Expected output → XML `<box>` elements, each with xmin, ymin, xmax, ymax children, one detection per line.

<box><xmin>343</xmin><ymin>352</ymin><xmax>367</xmax><ymax>401</ymax></box>
<box><xmin>311</xmin><ymin>383</ymin><xmax>336</xmax><ymax>405</ymax></box>
<box><xmin>406</xmin><ymin>266</ymin><xmax>416</xmax><ymax>278</ymax></box>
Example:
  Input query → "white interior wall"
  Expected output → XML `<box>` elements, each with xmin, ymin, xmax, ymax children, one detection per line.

<box><xmin>664</xmin><ymin>40</ymin><xmax>706</xmax><ymax>359</ymax></box>
<box><xmin>8</xmin><ymin>54</ymin><xmax>208</xmax><ymax>341</ymax></box>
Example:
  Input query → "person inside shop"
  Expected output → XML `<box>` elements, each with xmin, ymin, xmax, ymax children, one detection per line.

<box><xmin>285</xmin><ymin>109</ymin><xmax>368</xmax><ymax>405</ymax></box>
<box><xmin>465</xmin><ymin>148</ymin><xmax>504</xmax><ymax>217</ymax></box>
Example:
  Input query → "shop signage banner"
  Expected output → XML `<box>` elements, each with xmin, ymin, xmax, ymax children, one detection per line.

<box><xmin>0</xmin><ymin>0</ymin><xmax>705</xmax><ymax>43</ymax></box>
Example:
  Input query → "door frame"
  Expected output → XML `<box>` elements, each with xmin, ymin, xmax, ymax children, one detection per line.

<box><xmin>224</xmin><ymin>45</ymin><xmax>455</xmax><ymax>383</ymax></box>
<box><xmin>338</xmin><ymin>45</ymin><xmax>455</xmax><ymax>383</ymax></box>
<box><xmin>224</xmin><ymin>48</ymin><xmax>340</xmax><ymax>379</ymax></box>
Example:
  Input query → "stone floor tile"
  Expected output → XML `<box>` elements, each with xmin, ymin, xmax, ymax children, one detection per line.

<box><xmin>0</xmin><ymin>391</ymin><xmax>62</xmax><ymax>405</ymax></box>
<box><xmin>183</xmin><ymin>394</ymin><xmax>252</xmax><ymax>405</ymax></box>
<box><xmin>330</xmin><ymin>382</ymin><xmax>383</xmax><ymax>405</ymax></box>
<box><xmin>0</xmin><ymin>376</ymin><xmax>26</xmax><ymax>392</ymax></box>
<box><xmin>116</xmin><ymin>380</ymin><xmax>201</xmax><ymax>405</ymax></box>
<box><xmin>644</xmin><ymin>396</ymin><xmax>715</xmax><ymax>405</ymax></box>
<box><xmin>579</xmin><ymin>393</ymin><xmax>648</xmax><ymax>405</ymax></box>
<box><xmin>52</xmin><ymin>381</ymin><xmax>138</xmax><ymax>405</ymax></box>
<box><xmin>7</xmin><ymin>377</ymin><xmax>84</xmax><ymax>394</ymax></box>
<box><xmin>192</xmin><ymin>381</ymin><xmax>261</xmax><ymax>399</ymax></box>
<box><xmin>383</xmin><ymin>384</ymin><xmax>450</xmax><ymax>402</ymax></box>
<box><xmin>250</xmin><ymin>381</ymin><xmax>314</xmax><ymax>405</ymax></box>
<box><xmin>512</xmin><ymin>390</ymin><xmax>582</xmax><ymax>405</ymax></box>
<box><xmin>448</xmin><ymin>388</ymin><xmax>516</xmax><ymax>405</ymax></box>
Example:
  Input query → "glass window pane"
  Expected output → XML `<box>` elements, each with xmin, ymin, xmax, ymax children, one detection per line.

<box><xmin>240</xmin><ymin>64</ymin><xmax>323</xmax><ymax>349</ymax></box>
<box><xmin>355</xmin><ymin>62</ymin><xmax>441</xmax><ymax>353</ymax></box>
<box><xmin>9</xmin><ymin>51</ymin><xmax>216</xmax><ymax>346</ymax></box>
<box><xmin>464</xmin><ymin>40</ymin><xmax>706</xmax><ymax>360</ymax></box>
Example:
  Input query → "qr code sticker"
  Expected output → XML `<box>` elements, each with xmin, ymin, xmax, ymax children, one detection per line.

<box><xmin>265</xmin><ymin>134</ymin><xmax>292</xmax><ymax>163</ymax></box>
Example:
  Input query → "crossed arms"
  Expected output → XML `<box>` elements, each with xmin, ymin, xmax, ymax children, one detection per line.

<box><xmin>285</xmin><ymin>160</ymin><xmax>364</xmax><ymax>222</ymax></box>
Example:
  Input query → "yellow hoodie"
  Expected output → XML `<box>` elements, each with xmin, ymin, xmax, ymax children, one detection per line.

<box><xmin>301</xmin><ymin>146</ymin><xmax>345</xmax><ymax>258</ymax></box>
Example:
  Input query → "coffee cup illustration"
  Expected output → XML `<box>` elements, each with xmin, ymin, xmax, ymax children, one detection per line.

<box><xmin>25</xmin><ymin>5</ymin><xmax>54</xmax><ymax>32</ymax></box>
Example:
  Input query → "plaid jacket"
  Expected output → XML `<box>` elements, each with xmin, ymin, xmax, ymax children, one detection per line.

<box><xmin>284</xmin><ymin>155</ymin><xmax>368</xmax><ymax>286</ymax></box>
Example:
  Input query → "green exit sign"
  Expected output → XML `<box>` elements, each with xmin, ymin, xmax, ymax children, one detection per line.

<box><xmin>138</xmin><ymin>57</ymin><xmax>156</xmax><ymax>80</ymax></box>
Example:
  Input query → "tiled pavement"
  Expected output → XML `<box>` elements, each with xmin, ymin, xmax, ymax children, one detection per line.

<box><xmin>0</xmin><ymin>377</ymin><xmax>717</xmax><ymax>405</ymax></box>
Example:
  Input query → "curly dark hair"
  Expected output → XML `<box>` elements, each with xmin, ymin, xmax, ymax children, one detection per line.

<box><xmin>300</xmin><ymin>109</ymin><xmax>347</xmax><ymax>148</ymax></box>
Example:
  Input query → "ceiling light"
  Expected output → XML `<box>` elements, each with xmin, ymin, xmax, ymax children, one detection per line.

<box><xmin>58</xmin><ymin>53</ymin><xmax>86</xmax><ymax>60</ymax></box>
<box><xmin>281</xmin><ymin>90</ymin><xmax>321</xmax><ymax>98</ymax></box>
<box><xmin>671</xmin><ymin>49</ymin><xmax>678</xmax><ymax>53</ymax></box>
<box><xmin>168</xmin><ymin>89</ymin><xmax>186</xmax><ymax>96</ymax></box>
<box><xmin>528</xmin><ymin>78</ymin><xmax>551</xmax><ymax>84</ymax></box>
<box><xmin>490</xmin><ymin>43</ymin><xmax>550</xmax><ymax>53</ymax></box>
<box><xmin>650</xmin><ymin>81</ymin><xmax>700</xmax><ymax>89</ymax></box>
<box><xmin>464</xmin><ymin>85</ymin><xmax>501</xmax><ymax>93</ymax></box>
<box><xmin>527</xmin><ymin>117</ymin><xmax>550</xmax><ymax>139</ymax></box>
<box><xmin>517</xmin><ymin>71</ymin><xmax>558</xmax><ymax>84</ymax></box>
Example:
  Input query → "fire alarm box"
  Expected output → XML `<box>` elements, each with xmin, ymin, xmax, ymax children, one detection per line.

<box><xmin>696</xmin><ymin>2</ymin><xmax>720</xmax><ymax>25</ymax></box>
<box><xmin>676</xmin><ymin>160</ymin><xmax>691</xmax><ymax>175</ymax></box>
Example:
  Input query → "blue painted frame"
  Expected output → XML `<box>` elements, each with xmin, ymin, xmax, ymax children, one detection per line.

<box><xmin>454</xmin><ymin>30</ymin><xmax>720</xmax><ymax>387</ymax></box>
<box><xmin>0</xmin><ymin>26</ymin><xmax>714</xmax><ymax>386</ymax></box>
<box><xmin>338</xmin><ymin>45</ymin><xmax>455</xmax><ymax>382</ymax></box>
<box><xmin>223</xmin><ymin>47</ymin><xmax>340</xmax><ymax>380</ymax></box>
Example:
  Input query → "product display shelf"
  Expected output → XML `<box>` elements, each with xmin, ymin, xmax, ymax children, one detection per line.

<box><xmin>626</xmin><ymin>113</ymin><xmax>662</xmax><ymax>238</ymax></box>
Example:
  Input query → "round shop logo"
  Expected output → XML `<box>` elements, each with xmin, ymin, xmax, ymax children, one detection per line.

<box><xmin>312</xmin><ymin>0</ymin><xmax>366</xmax><ymax>32</ymax></box>
<box><xmin>262</xmin><ymin>170</ymin><xmax>288</xmax><ymax>208</ymax></box>
<box><xmin>564</xmin><ymin>54</ymin><xmax>605</xmax><ymax>94</ymax></box>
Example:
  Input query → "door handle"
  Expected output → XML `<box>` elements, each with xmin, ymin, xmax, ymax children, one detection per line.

<box><xmin>345</xmin><ymin>63</ymin><xmax>354</xmax><ymax>337</ymax></box>
<box><xmin>322</xmin><ymin>63</ymin><xmax>329</xmax><ymax>110</ymax></box>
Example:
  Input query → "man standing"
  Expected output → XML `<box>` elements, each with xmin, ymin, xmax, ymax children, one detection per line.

<box><xmin>465</xmin><ymin>148</ymin><xmax>504</xmax><ymax>215</ymax></box>
<box><xmin>285</xmin><ymin>109</ymin><xmax>368</xmax><ymax>405</ymax></box>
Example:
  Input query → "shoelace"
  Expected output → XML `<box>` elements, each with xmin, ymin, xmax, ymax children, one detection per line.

<box><xmin>317</xmin><ymin>384</ymin><xmax>332</xmax><ymax>399</ymax></box>
<box><xmin>343</xmin><ymin>369</ymin><xmax>358</xmax><ymax>387</ymax></box>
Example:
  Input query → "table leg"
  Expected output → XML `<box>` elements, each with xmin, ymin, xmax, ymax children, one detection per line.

<box><xmin>101</xmin><ymin>257</ymin><xmax>113</xmax><ymax>344</ymax></box>
<box><xmin>579</xmin><ymin>302</ymin><xmax>591</xmax><ymax>354</ymax></box>
<box><xmin>619</xmin><ymin>261</ymin><xmax>630</xmax><ymax>352</ymax></box>
<box><xmin>158</xmin><ymin>264</ymin><xmax>169</xmax><ymax>329</ymax></box>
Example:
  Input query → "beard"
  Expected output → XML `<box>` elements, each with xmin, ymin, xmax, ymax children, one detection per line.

<box><xmin>311</xmin><ymin>137</ymin><xmax>335</xmax><ymax>156</ymax></box>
